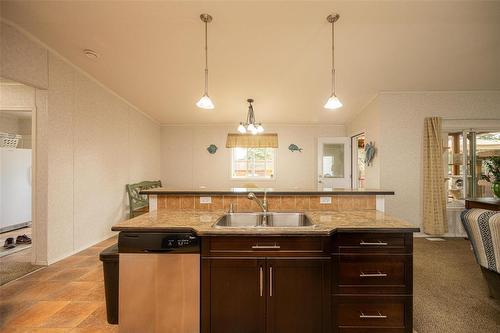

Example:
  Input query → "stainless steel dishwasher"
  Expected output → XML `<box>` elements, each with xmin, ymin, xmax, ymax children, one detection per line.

<box><xmin>118</xmin><ymin>232</ymin><xmax>200</xmax><ymax>333</ymax></box>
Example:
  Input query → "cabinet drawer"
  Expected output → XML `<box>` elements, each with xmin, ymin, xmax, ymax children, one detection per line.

<box><xmin>334</xmin><ymin>295</ymin><xmax>411</xmax><ymax>332</ymax></box>
<box><xmin>332</xmin><ymin>233</ymin><xmax>412</xmax><ymax>254</ymax></box>
<box><xmin>333</xmin><ymin>255</ymin><xmax>412</xmax><ymax>294</ymax></box>
<box><xmin>202</xmin><ymin>236</ymin><xmax>328</xmax><ymax>257</ymax></box>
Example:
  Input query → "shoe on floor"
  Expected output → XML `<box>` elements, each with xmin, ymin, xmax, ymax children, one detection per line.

<box><xmin>3</xmin><ymin>237</ymin><xmax>16</xmax><ymax>249</ymax></box>
<box><xmin>16</xmin><ymin>234</ymin><xmax>32</xmax><ymax>245</ymax></box>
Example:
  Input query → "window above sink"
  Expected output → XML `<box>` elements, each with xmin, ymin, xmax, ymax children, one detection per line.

<box><xmin>231</xmin><ymin>147</ymin><xmax>275</xmax><ymax>180</ymax></box>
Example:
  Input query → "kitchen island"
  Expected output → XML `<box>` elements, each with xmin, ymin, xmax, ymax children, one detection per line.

<box><xmin>112</xmin><ymin>188</ymin><xmax>418</xmax><ymax>333</ymax></box>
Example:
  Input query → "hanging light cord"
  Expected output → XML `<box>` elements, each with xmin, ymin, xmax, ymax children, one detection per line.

<box><xmin>204</xmin><ymin>19</ymin><xmax>209</xmax><ymax>94</ymax></box>
<box><xmin>331</xmin><ymin>19</ymin><xmax>336</xmax><ymax>95</ymax></box>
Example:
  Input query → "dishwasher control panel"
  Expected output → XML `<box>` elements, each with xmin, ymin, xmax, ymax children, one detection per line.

<box><xmin>118</xmin><ymin>232</ymin><xmax>200</xmax><ymax>253</ymax></box>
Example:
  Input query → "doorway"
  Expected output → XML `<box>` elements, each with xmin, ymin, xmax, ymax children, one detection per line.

<box><xmin>0</xmin><ymin>78</ymin><xmax>41</xmax><ymax>285</ymax></box>
<box><xmin>317</xmin><ymin>137</ymin><xmax>351</xmax><ymax>188</ymax></box>
<box><xmin>351</xmin><ymin>133</ymin><xmax>366</xmax><ymax>189</ymax></box>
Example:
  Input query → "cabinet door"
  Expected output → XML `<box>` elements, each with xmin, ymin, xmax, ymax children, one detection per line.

<box><xmin>202</xmin><ymin>258</ymin><xmax>266</xmax><ymax>333</ymax></box>
<box><xmin>266</xmin><ymin>258</ymin><xmax>331</xmax><ymax>333</ymax></box>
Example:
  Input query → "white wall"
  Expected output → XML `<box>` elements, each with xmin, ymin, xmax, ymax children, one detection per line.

<box><xmin>161</xmin><ymin>124</ymin><xmax>346</xmax><ymax>189</ymax></box>
<box><xmin>347</xmin><ymin>97</ymin><xmax>381</xmax><ymax>189</ymax></box>
<box><xmin>349</xmin><ymin>91</ymin><xmax>500</xmax><ymax>230</ymax></box>
<box><xmin>0</xmin><ymin>21</ymin><xmax>161</xmax><ymax>264</ymax></box>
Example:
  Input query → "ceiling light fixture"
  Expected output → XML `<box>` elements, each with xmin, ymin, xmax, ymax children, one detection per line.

<box><xmin>83</xmin><ymin>49</ymin><xmax>98</xmax><ymax>60</ymax></box>
<box><xmin>196</xmin><ymin>13</ymin><xmax>215</xmax><ymax>110</ymax></box>
<box><xmin>324</xmin><ymin>13</ymin><xmax>342</xmax><ymax>110</ymax></box>
<box><xmin>238</xmin><ymin>99</ymin><xmax>264</xmax><ymax>135</ymax></box>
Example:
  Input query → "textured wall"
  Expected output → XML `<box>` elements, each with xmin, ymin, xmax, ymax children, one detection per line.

<box><xmin>347</xmin><ymin>98</ymin><xmax>381</xmax><ymax>189</ymax></box>
<box><xmin>160</xmin><ymin>124</ymin><xmax>346</xmax><ymax>190</ymax></box>
<box><xmin>0</xmin><ymin>23</ymin><xmax>48</xmax><ymax>89</ymax></box>
<box><xmin>349</xmin><ymin>91</ymin><xmax>500</xmax><ymax>229</ymax></box>
<box><xmin>1</xmin><ymin>21</ymin><xmax>161</xmax><ymax>264</ymax></box>
<box><xmin>46</xmin><ymin>54</ymin><xmax>161</xmax><ymax>262</ymax></box>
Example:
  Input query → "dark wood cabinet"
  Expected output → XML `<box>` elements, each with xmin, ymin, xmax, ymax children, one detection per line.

<box><xmin>332</xmin><ymin>233</ymin><xmax>414</xmax><ymax>333</ymax></box>
<box><xmin>202</xmin><ymin>232</ymin><xmax>414</xmax><ymax>333</ymax></box>
<box><xmin>266</xmin><ymin>258</ymin><xmax>330</xmax><ymax>333</ymax></box>
<box><xmin>201</xmin><ymin>236</ymin><xmax>331</xmax><ymax>333</ymax></box>
<box><xmin>203</xmin><ymin>258</ymin><xmax>266</xmax><ymax>333</ymax></box>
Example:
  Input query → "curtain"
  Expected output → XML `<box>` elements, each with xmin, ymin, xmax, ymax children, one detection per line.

<box><xmin>423</xmin><ymin>117</ymin><xmax>447</xmax><ymax>235</ymax></box>
<box><xmin>226</xmin><ymin>133</ymin><xmax>278</xmax><ymax>148</ymax></box>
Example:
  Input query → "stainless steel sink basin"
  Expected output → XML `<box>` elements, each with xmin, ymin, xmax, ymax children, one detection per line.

<box><xmin>213</xmin><ymin>212</ymin><xmax>314</xmax><ymax>228</ymax></box>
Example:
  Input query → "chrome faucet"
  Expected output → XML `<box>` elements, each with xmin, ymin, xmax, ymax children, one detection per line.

<box><xmin>248</xmin><ymin>192</ymin><xmax>268</xmax><ymax>226</ymax></box>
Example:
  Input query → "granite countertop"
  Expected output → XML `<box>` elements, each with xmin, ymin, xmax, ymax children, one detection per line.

<box><xmin>140</xmin><ymin>187</ymin><xmax>395</xmax><ymax>196</ymax></box>
<box><xmin>111</xmin><ymin>209</ymin><xmax>419</xmax><ymax>235</ymax></box>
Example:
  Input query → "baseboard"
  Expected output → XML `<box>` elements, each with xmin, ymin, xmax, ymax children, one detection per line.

<box><xmin>47</xmin><ymin>231</ymin><xmax>118</xmax><ymax>265</ymax></box>
<box><xmin>0</xmin><ymin>222</ymin><xmax>32</xmax><ymax>234</ymax></box>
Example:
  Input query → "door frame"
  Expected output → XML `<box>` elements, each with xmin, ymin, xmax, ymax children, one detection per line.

<box><xmin>317</xmin><ymin>137</ymin><xmax>351</xmax><ymax>189</ymax></box>
<box><xmin>350</xmin><ymin>132</ymin><xmax>365</xmax><ymax>189</ymax></box>
<box><xmin>0</xmin><ymin>106</ymin><xmax>37</xmax><ymax>264</ymax></box>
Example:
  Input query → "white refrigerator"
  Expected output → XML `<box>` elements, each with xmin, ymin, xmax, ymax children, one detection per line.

<box><xmin>0</xmin><ymin>147</ymin><xmax>32</xmax><ymax>232</ymax></box>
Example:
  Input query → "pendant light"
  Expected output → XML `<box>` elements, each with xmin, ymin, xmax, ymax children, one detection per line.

<box><xmin>196</xmin><ymin>14</ymin><xmax>215</xmax><ymax>109</ymax></box>
<box><xmin>324</xmin><ymin>13</ymin><xmax>342</xmax><ymax>110</ymax></box>
<box><xmin>238</xmin><ymin>99</ymin><xmax>264</xmax><ymax>135</ymax></box>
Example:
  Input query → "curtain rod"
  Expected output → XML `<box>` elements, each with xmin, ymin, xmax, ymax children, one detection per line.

<box><xmin>441</xmin><ymin>118</ymin><xmax>500</xmax><ymax>121</ymax></box>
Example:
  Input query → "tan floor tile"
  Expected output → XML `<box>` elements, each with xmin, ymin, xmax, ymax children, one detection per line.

<box><xmin>41</xmin><ymin>302</ymin><xmax>100</xmax><ymax>328</ymax></box>
<box><xmin>70</xmin><ymin>327</ymin><xmax>117</xmax><ymax>333</ymax></box>
<box><xmin>76</xmin><ymin>303</ymin><xmax>111</xmax><ymax>329</ymax></box>
<box><xmin>0</xmin><ymin>328</ymin><xmax>71</xmax><ymax>333</ymax></box>
<box><xmin>44</xmin><ymin>282</ymin><xmax>100</xmax><ymax>302</ymax></box>
<box><xmin>78</xmin><ymin>267</ymin><xmax>103</xmax><ymax>282</ymax></box>
<box><xmin>5</xmin><ymin>301</ymin><xmax>70</xmax><ymax>327</ymax></box>
<box><xmin>19</xmin><ymin>266</ymin><xmax>62</xmax><ymax>281</ymax></box>
<box><xmin>6</xmin><ymin>281</ymin><xmax>67</xmax><ymax>302</ymax></box>
<box><xmin>0</xmin><ymin>301</ymin><xmax>36</xmax><ymax>328</ymax></box>
<box><xmin>48</xmin><ymin>268</ymin><xmax>91</xmax><ymax>282</ymax></box>
<box><xmin>75</xmin><ymin>248</ymin><xmax>101</xmax><ymax>257</ymax></box>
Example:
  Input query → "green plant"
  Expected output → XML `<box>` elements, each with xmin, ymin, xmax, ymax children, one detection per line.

<box><xmin>483</xmin><ymin>156</ymin><xmax>500</xmax><ymax>183</ymax></box>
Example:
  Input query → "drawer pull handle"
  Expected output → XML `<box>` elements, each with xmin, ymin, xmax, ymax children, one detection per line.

<box><xmin>360</xmin><ymin>271</ymin><xmax>388</xmax><ymax>278</ymax></box>
<box><xmin>252</xmin><ymin>243</ymin><xmax>280</xmax><ymax>250</ymax></box>
<box><xmin>360</xmin><ymin>240</ymin><xmax>388</xmax><ymax>246</ymax></box>
<box><xmin>259</xmin><ymin>266</ymin><xmax>263</xmax><ymax>297</ymax></box>
<box><xmin>360</xmin><ymin>311</ymin><xmax>387</xmax><ymax>319</ymax></box>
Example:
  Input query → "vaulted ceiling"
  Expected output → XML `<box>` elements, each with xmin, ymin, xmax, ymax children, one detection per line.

<box><xmin>1</xmin><ymin>1</ymin><xmax>499</xmax><ymax>124</ymax></box>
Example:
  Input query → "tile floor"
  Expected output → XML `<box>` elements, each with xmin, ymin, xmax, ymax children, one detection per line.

<box><xmin>0</xmin><ymin>235</ymin><xmax>118</xmax><ymax>333</ymax></box>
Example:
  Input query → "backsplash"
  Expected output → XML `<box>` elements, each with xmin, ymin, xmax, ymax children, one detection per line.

<box><xmin>155</xmin><ymin>194</ymin><xmax>376</xmax><ymax>212</ymax></box>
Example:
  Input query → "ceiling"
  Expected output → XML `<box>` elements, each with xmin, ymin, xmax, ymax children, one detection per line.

<box><xmin>1</xmin><ymin>1</ymin><xmax>499</xmax><ymax>125</ymax></box>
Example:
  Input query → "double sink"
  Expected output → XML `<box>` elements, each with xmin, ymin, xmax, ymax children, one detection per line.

<box><xmin>213</xmin><ymin>212</ymin><xmax>315</xmax><ymax>228</ymax></box>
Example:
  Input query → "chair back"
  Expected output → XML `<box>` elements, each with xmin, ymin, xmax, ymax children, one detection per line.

<box><xmin>461</xmin><ymin>208</ymin><xmax>500</xmax><ymax>274</ymax></box>
<box><xmin>126</xmin><ymin>180</ymin><xmax>162</xmax><ymax>218</ymax></box>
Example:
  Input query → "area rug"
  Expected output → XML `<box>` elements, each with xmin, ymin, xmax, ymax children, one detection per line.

<box><xmin>0</xmin><ymin>262</ymin><xmax>43</xmax><ymax>286</ymax></box>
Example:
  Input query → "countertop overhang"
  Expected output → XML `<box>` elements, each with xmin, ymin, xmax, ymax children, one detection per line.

<box><xmin>112</xmin><ymin>210</ymin><xmax>420</xmax><ymax>235</ymax></box>
<box><xmin>140</xmin><ymin>187</ymin><xmax>395</xmax><ymax>196</ymax></box>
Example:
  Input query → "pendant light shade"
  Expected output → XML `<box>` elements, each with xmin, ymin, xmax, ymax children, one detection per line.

<box><xmin>196</xmin><ymin>94</ymin><xmax>214</xmax><ymax>109</ymax></box>
<box><xmin>197</xmin><ymin>14</ymin><xmax>214</xmax><ymax>109</ymax></box>
<box><xmin>324</xmin><ymin>94</ymin><xmax>343</xmax><ymax>109</ymax></box>
<box><xmin>324</xmin><ymin>13</ymin><xmax>342</xmax><ymax>110</ymax></box>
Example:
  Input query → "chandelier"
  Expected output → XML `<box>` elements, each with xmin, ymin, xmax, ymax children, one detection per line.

<box><xmin>237</xmin><ymin>99</ymin><xmax>264</xmax><ymax>135</ymax></box>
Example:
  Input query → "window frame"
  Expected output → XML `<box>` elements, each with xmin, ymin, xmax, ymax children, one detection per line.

<box><xmin>230</xmin><ymin>147</ymin><xmax>276</xmax><ymax>180</ymax></box>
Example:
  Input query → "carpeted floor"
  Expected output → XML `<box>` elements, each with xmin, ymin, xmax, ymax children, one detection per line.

<box><xmin>414</xmin><ymin>238</ymin><xmax>500</xmax><ymax>333</ymax></box>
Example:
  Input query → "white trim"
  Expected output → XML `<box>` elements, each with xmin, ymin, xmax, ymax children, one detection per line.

<box><xmin>149</xmin><ymin>195</ymin><xmax>158</xmax><ymax>212</ymax></box>
<box><xmin>230</xmin><ymin>147</ymin><xmax>276</xmax><ymax>181</ymax></box>
<box><xmin>376</xmin><ymin>196</ymin><xmax>385</xmax><ymax>212</ymax></box>
<box><xmin>160</xmin><ymin>122</ymin><xmax>346</xmax><ymax>127</ymax></box>
<box><xmin>0</xmin><ymin>18</ymin><xmax>160</xmax><ymax>125</ymax></box>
